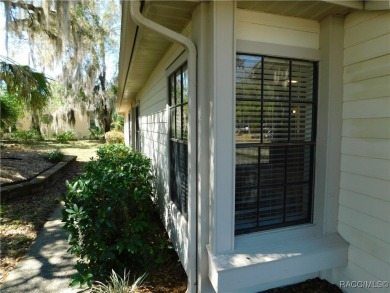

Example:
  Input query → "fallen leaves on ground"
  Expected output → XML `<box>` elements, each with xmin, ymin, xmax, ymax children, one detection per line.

<box><xmin>0</xmin><ymin>161</ymin><xmax>84</xmax><ymax>283</ymax></box>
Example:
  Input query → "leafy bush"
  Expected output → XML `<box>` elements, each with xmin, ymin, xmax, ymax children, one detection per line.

<box><xmin>89</xmin><ymin>127</ymin><xmax>104</xmax><ymax>140</ymax></box>
<box><xmin>56</xmin><ymin>130</ymin><xmax>76</xmax><ymax>143</ymax></box>
<box><xmin>63</xmin><ymin>144</ymin><xmax>167</xmax><ymax>287</ymax></box>
<box><xmin>43</xmin><ymin>149</ymin><xmax>65</xmax><ymax>163</ymax></box>
<box><xmin>0</xmin><ymin>93</ymin><xmax>23</xmax><ymax>129</ymax></box>
<box><xmin>104</xmin><ymin>130</ymin><xmax>124</xmax><ymax>144</ymax></box>
<box><xmin>11</xmin><ymin>129</ymin><xmax>43</xmax><ymax>142</ymax></box>
<box><xmin>91</xmin><ymin>270</ymin><xmax>146</xmax><ymax>293</ymax></box>
<box><xmin>110</xmin><ymin>113</ymin><xmax>124</xmax><ymax>132</ymax></box>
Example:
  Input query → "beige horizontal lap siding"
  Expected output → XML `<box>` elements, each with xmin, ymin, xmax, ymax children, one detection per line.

<box><xmin>236</xmin><ymin>9</ymin><xmax>320</xmax><ymax>49</ymax></box>
<box><xmin>137</xmin><ymin>44</ymin><xmax>184</xmax><ymax>161</ymax></box>
<box><xmin>135</xmin><ymin>37</ymin><xmax>191</xmax><ymax>273</ymax></box>
<box><xmin>337</xmin><ymin>11</ymin><xmax>390</xmax><ymax>290</ymax></box>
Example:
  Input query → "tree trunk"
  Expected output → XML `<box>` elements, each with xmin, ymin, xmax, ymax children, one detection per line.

<box><xmin>31</xmin><ymin>113</ymin><xmax>42</xmax><ymax>136</ymax></box>
<box><xmin>104</xmin><ymin>119</ymin><xmax>110</xmax><ymax>133</ymax></box>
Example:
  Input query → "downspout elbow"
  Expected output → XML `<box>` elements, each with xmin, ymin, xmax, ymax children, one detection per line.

<box><xmin>130</xmin><ymin>1</ymin><xmax>197</xmax><ymax>58</ymax></box>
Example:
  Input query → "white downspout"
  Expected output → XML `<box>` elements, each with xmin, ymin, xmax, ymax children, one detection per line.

<box><xmin>129</xmin><ymin>1</ymin><xmax>198</xmax><ymax>293</ymax></box>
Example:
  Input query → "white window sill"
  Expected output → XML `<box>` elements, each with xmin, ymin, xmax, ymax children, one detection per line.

<box><xmin>207</xmin><ymin>226</ymin><xmax>348</xmax><ymax>292</ymax></box>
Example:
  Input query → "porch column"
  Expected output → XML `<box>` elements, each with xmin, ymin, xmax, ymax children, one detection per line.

<box><xmin>209</xmin><ymin>0</ymin><xmax>236</xmax><ymax>254</ymax></box>
<box><xmin>316</xmin><ymin>15</ymin><xmax>344</xmax><ymax>234</ymax></box>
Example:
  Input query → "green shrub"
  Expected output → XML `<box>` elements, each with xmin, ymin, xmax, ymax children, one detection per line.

<box><xmin>0</xmin><ymin>93</ymin><xmax>23</xmax><ymax>130</ymax></box>
<box><xmin>104</xmin><ymin>131</ymin><xmax>124</xmax><ymax>144</ymax></box>
<box><xmin>43</xmin><ymin>149</ymin><xmax>65</xmax><ymax>163</ymax></box>
<box><xmin>56</xmin><ymin>130</ymin><xmax>76</xmax><ymax>143</ymax></box>
<box><xmin>63</xmin><ymin>144</ymin><xmax>166</xmax><ymax>287</ymax></box>
<box><xmin>11</xmin><ymin>130</ymin><xmax>43</xmax><ymax>142</ymax></box>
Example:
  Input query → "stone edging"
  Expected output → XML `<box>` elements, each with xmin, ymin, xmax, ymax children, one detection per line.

<box><xmin>0</xmin><ymin>156</ymin><xmax>77</xmax><ymax>203</ymax></box>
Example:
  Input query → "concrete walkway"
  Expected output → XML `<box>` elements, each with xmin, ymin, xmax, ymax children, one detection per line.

<box><xmin>0</xmin><ymin>203</ymin><xmax>84</xmax><ymax>293</ymax></box>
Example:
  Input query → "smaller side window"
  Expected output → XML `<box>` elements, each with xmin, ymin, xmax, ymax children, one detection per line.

<box><xmin>169</xmin><ymin>63</ymin><xmax>189</xmax><ymax>217</ymax></box>
<box><xmin>135</xmin><ymin>106</ymin><xmax>140</xmax><ymax>152</ymax></box>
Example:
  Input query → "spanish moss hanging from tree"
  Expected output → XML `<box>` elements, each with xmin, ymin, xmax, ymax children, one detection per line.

<box><xmin>1</xmin><ymin>0</ymin><xmax>120</xmax><ymax>133</ymax></box>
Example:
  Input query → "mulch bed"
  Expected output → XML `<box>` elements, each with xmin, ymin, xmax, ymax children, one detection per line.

<box><xmin>1</xmin><ymin>149</ymin><xmax>54</xmax><ymax>186</ymax></box>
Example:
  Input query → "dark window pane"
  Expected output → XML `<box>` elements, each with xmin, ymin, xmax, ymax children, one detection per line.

<box><xmin>169</xmin><ymin>63</ymin><xmax>188</xmax><ymax>218</ymax></box>
<box><xmin>236</xmin><ymin>101</ymin><xmax>261</xmax><ymax>143</ymax></box>
<box><xmin>263</xmin><ymin>102</ymin><xmax>289</xmax><ymax>142</ymax></box>
<box><xmin>176</xmin><ymin>70</ymin><xmax>182</xmax><ymax>104</ymax></box>
<box><xmin>183</xmin><ymin>65</ymin><xmax>188</xmax><ymax>103</ymax></box>
<box><xmin>259</xmin><ymin>146</ymin><xmax>285</xmax><ymax>186</ymax></box>
<box><xmin>290</xmin><ymin>103</ymin><xmax>313</xmax><ymax>142</ymax></box>
<box><xmin>235</xmin><ymin>188</ymin><xmax>258</xmax><ymax>231</ymax></box>
<box><xmin>176</xmin><ymin>106</ymin><xmax>182</xmax><ymax>140</ymax></box>
<box><xmin>236</xmin><ymin>148</ymin><xmax>258</xmax><ymax>188</ymax></box>
<box><xmin>170</xmin><ymin>141</ymin><xmax>188</xmax><ymax>216</ymax></box>
<box><xmin>170</xmin><ymin>76</ymin><xmax>176</xmax><ymax>106</ymax></box>
<box><xmin>291</xmin><ymin>60</ymin><xmax>314</xmax><ymax>102</ymax></box>
<box><xmin>287</xmin><ymin>145</ymin><xmax>311</xmax><ymax>183</ymax></box>
<box><xmin>286</xmin><ymin>184</ymin><xmax>310</xmax><ymax>222</ymax></box>
<box><xmin>263</xmin><ymin>57</ymin><xmax>289</xmax><ymax>101</ymax></box>
<box><xmin>183</xmin><ymin>103</ymin><xmax>188</xmax><ymax>140</ymax></box>
<box><xmin>236</xmin><ymin>54</ymin><xmax>262</xmax><ymax>100</ymax></box>
<box><xmin>259</xmin><ymin>186</ymin><xmax>284</xmax><ymax>227</ymax></box>
<box><xmin>170</xmin><ymin>108</ymin><xmax>175</xmax><ymax>138</ymax></box>
<box><xmin>235</xmin><ymin>55</ymin><xmax>316</xmax><ymax>234</ymax></box>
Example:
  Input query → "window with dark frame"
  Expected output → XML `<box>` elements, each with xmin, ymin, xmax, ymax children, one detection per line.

<box><xmin>128</xmin><ymin>112</ymin><xmax>132</xmax><ymax>145</ymax></box>
<box><xmin>169</xmin><ymin>63</ymin><xmax>189</xmax><ymax>218</ymax></box>
<box><xmin>235</xmin><ymin>54</ymin><xmax>318</xmax><ymax>235</ymax></box>
<box><xmin>135</xmin><ymin>106</ymin><xmax>140</xmax><ymax>152</ymax></box>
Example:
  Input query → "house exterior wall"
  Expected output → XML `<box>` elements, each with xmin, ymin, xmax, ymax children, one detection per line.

<box><xmin>332</xmin><ymin>11</ymin><xmax>390</xmax><ymax>291</ymax></box>
<box><xmin>131</xmin><ymin>37</ymin><xmax>194</xmax><ymax>279</ymax></box>
<box><xmin>121</xmin><ymin>4</ymin><xmax>389</xmax><ymax>293</ymax></box>
<box><xmin>236</xmin><ymin>9</ymin><xmax>320</xmax><ymax>49</ymax></box>
<box><xmin>205</xmin><ymin>7</ymin><xmax>348</xmax><ymax>293</ymax></box>
<box><xmin>17</xmin><ymin>109</ymin><xmax>92</xmax><ymax>138</ymax></box>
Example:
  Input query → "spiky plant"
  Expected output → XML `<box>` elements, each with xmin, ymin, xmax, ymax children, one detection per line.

<box><xmin>91</xmin><ymin>270</ymin><xmax>147</xmax><ymax>293</ymax></box>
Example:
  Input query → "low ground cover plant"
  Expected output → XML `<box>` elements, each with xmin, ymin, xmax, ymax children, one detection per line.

<box><xmin>91</xmin><ymin>270</ymin><xmax>146</xmax><ymax>293</ymax></box>
<box><xmin>63</xmin><ymin>144</ymin><xmax>169</xmax><ymax>287</ymax></box>
<box><xmin>56</xmin><ymin>130</ymin><xmax>76</xmax><ymax>143</ymax></box>
<box><xmin>42</xmin><ymin>149</ymin><xmax>65</xmax><ymax>163</ymax></box>
<box><xmin>10</xmin><ymin>130</ymin><xmax>43</xmax><ymax>142</ymax></box>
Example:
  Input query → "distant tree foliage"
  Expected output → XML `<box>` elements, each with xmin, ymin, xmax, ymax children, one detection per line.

<box><xmin>2</xmin><ymin>0</ymin><xmax>120</xmax><ymax>132</ymax></box>
<box><xmin>0</xmin><ymin>56</ymin><xmax>51</xmax><ymax>131</ymax></box>
<box><xmin>0</xmin><ymin>92</ymin><xmax>21</xmax><ymax>129</ymax></box>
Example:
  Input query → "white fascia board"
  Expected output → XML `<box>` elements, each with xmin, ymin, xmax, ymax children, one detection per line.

<box><xmin>118</xmin><ymin>1</ymin><xmax>138</xmax><ymax>112</ymax></box>
<box><xmin>320</xmin><ymin>0</ymin><xmax>364</xmax><ymax>9</ymax></box>
<box><xmin>365</xmin><ymin>0</ymin><xmax>390</xmax><ymax>10</ymax></box>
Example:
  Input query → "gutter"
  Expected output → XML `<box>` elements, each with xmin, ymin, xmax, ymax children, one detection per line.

<box><xmin>129</xmin><ymin>1</ymin><xmax>198</xmax><ymax>292</ymax></box>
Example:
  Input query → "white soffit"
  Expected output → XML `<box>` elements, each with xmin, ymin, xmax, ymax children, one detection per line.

<box><xmin>118</xmin><ymin>0</ymin><xmax>198</xmax><ymax>112</ymax></box>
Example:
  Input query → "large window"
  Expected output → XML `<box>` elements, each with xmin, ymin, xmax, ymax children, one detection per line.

<box><xmin>235</xmin><ymin>54</ymin><xmax>317</xmax><ymax>234</ymax></box>
<box><xmin>169</xmin><ymin>63</ymin><xmax>189</xmax><ymax>217</ymax></box>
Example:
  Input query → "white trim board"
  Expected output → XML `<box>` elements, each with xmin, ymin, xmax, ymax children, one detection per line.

<box><xmin>236</xmin><ymin>40</ymin><xmax>320</xmax><ymax>61</ymax></box>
